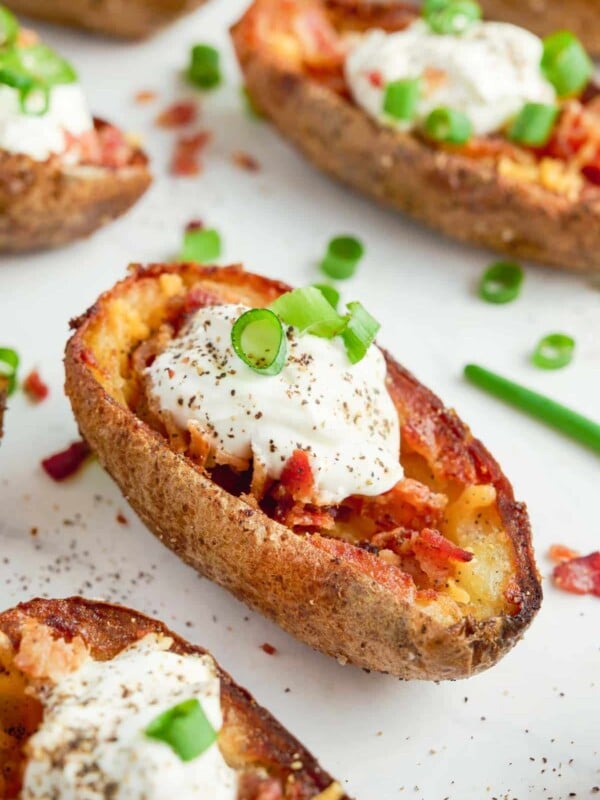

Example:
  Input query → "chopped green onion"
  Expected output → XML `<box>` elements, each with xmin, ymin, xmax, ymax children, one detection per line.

<box><xmin>18</xmin><ymin>44</ymin><xmax>77</xmax><ymax>85</ymax></box>
<box><xmin>464</xmin><ymin>363</ymin><xmax>600</xmax><ymax>454</ymax></box>
<box><xmin>0</xmin><ymin>347</ymin><xmax>19</xmax><ymax>395</ymax></box>
<box><xmin>312</xmin><ymin>283</ymin><xmax>340</xmax><ymax>310</ymax></box>
<box><xmin>187</xmin><ymin>44</ymin><xmax>221</xmax><ymax>90</ymax></box>
<box><xmin>231</xmin><ymin>308</ymin><xmax>287</xmax><ymax>375</ymax></box>
<box><xmin>532</xmin><ymin>333</ymin><xmax>575</xmax><ymax>370</ymax></box>
<box><xmin>383</xmin><ymin>78</ymin><xmax>421</xmax><ymax>121</ymax></box>
<box><xmin>423</xmin><ymin>0</ymin><xmax>451</xmax><ymax>13</ymax></box>
<box><xmin>479</xmin><ymin>261</ymin><xmax>524</xmax><ymax>304</ymax></box>
<box><xmin>541</xmin><ymin>31</ymin><xmax>593</xmax><ymax>98</ymax></box>
<box><xmin>0</xmin><ymin>8</ymin><xmax>19</xmax><ymax>48</ymax></box>
<box><xmin>425</xmin><ymin>0</ymin><xmax>482</xmax><ymax>35</ymax></box>
<box><xmin>509</xmin><ymin>103</ymin><xmax>558</xmax><ymax>147</ymax></box>
<box><xmin>180</xmin><ymin>228</ymin><xmax>221</xmax><ymax>263</ymax></box>
<box><xmin>270</xmin><ymin>287</ymin><xmax>347</xmax><ymax>338</ymax></box>
<box><xmin>320</xmin><ymin>235</ymin><xmax>365</xmax><ymax>280</ymax></box>
<box><xmin>342</xmin><ymin>302</ymin><xmax>380</xmax><ymax>364</ymax></box>
<box><xmin>424</xmin><ymin>107</ymin><xmax>472</xmax><ymax>144</ymax></box>
<box><xmin>145</xmin><ymin>699</ymin><xmax>216</xmax><ymax>762</ymax></box>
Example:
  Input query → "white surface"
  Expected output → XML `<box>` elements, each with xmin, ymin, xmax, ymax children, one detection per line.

<box><xmin>0</xmin><ymin>2</ymin><xmax>599</xmax><ymax>798</ymax></box>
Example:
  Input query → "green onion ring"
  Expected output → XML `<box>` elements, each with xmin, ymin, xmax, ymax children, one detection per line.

<box><xmin>509</xmin><ymin>103</ymin><xmax>558</xmax><ymax>147</ymax></box>
<box><xmin>320</xmin><ymin>235</ymin><xmax>365</xmax><ymax>280</ymax></box>
<box><xmin>231</xmin><ymin>308</ymin><xmax>287</xmax><ymax>375</ymax></box>
<box><xmin>531</xmin><ymin>333</ymin><xmax>575</xmax><ymax>370</ymax></box>
<box><xmin>0</xmin><ymin>347</ymin><xmax>19</xmax><ymax>395</ymax></box>
<box><xmin>187</xmin><ymin>44</ymin><xmax>221</xmax><ymax>90</ymax></box>
<box><xmin>424</xmin><ymin>107</ymin><xmax>472</xmax><ymax>144</ymax></box>
<box><xmin>383</xmin><ymin>78</ymin><xmax>421</xmax><ymax>121</ymax></box>
<box><xmin>312</xmin><ymin>283</ymin><xmax>340</xmax><ymax>310</ymax></box>
<box><xmin>145</xmin><ymin>699</ymin><xmax>216</xmax><ymax>762</ymax></box>
<box><xmin>180</xmin><ymin>228</ymin><xmax>222</xmax><ymax>264</ymax></box>
<box><xmin>342</xmin><ymin>301</ymin><xmax>381</xmax><ymax>364</ymax></box>
<box><xmin>479</xmin><ymin>261</ymin><xmax>524</xmax><ymax>304</ymax></box>
<box><xmin>541</xmin><ymin>31</ymin><xmax>593</xmax><ymax>98</ymax></box>
<box><xmin>425</xmin><ymin>0</ymin><xmax>482</xmax><ymax>35</ymax></box>
<box><xmin>270</xmin><ymin>287</ymin><xmax>347</xmax><ymax>338</ymax></box>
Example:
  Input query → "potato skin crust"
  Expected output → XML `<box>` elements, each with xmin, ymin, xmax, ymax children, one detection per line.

<box><xmin>4</xmin><ymin>0</ymin><xmax>208</xmax><ymax>39</ymax></box>
<box><xmin>64</xmin><ymin>263</ymin><xmax>541</xmax><ymax>680</ymax></box>
<box><xmin>0</xmin><ymin>596</ymin><xmax>347</xmax><ymax>798</ymax></box>
<box><xmin>0</xmin><ymin>120</ymin><xmax>151</xmax><ymax>253</ymax></box>
<box><xmin>231</xmin><ymin>1</ymin><xmax>600</xmax><ymax>273</ymax></box>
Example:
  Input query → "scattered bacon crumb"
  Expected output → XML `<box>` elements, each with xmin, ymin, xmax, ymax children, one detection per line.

<box><xmin>261</xmin><ymin>643</ymin><xmax>277</xmax><ymax>655</ymax></box>
<box><xmin>279</xmin><ymin>449</ymin><xmax>314</xmax><ymax>500</ymax></box>
<box><xmin>41</xmin><ymin>440</ymin><xmax>91</xmax><ymax>482</ymax></box>
<box><xmin>156</xmin><ymin>100</ymin><xmax>198</xmax><ymax>128</ymax></box>
<box><xmin>185</xmin><ymin>218</ymin><xmax>205</xmax><ymax>232</ymax></box>
<box><xmin>232</xmin><ymin>150</ymin><xmax>261</xmax><ymax>172</ymax></box>
<box><xmin>548</xmin><ymin>544</ymin><xmax>581</xmax><ymax>564</ymax></box>
<box><xmin>116</xmin><ymin>512</ymin><xmax>129</xmax><ymax>526</ymax></box>
<box><xmin>23</xmin><ymin>370</ymin><xmax>49</xmax><ymax>403</ymax></box>
<box><xmin>367</xmin><ymin>70</ymin><xmax>383</xmax><ymax>88</ymax></box>
<box><xmin>135</xmin><ymin>89</ymin><xmax>157</xmax><ymax>104</ymax></box>
<box><xmin>553</xmin><ymin>551</ymin><xmax>600</xmax><ymax>597</ymax></box>
<box><xmin>171</xmin><ymin>131</ymin><xmax>211</xmax><ymax>176</ymax></box>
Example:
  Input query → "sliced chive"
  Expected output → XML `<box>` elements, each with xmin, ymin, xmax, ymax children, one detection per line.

<box><xmin>231</xmin><ymin>308</ymin><xmax>287</xmax><ymax>375</ymax></box>
<box><xmin>479</xmin><ymin>261</ymin><xmax>524</xmax><ymax>304</ymax></box>
<box><xmin>180</xmin><ymin>228</ymin><xmax>221</xmax><ymax>263</ymax></box>
<box><xmin>145</xmin><ymin>699</ymin><xmax>216</xmax><ymax>762</ymax></box>
<box><xmin>320</xmin><ymin>235</ymin><xmax>365</xmax><ymax>280</ymax></box>
<box><xmin>312</xmin><ymin>283</ymin><xmax>340</xmax><ymax>310</ymax></box>
<box><xmin>509</xmin><ymin>103</ymin><xmax>558</xmax><ymax>147</ymax></box>
<box><xmin>424</xmin><ymin>107</ymin><xmax>472</xmax><ymax>144</ymax></box>
<box><xmin>532</xmin><ymin>333</ymin><xmax>575</xmax><ymax>370</ymax></box>
<box><xmin>541</xmin><ymin>31</ymin><xmax>593</xmax><ymax>98</ymax></box>
<box><xmin>383</xmin><ymin>78</ymin><xmax>421</xmax><ymax>121</ymax></box>
<box><xmin>187</xmin><ymin>44</ymin><xmax>221</xmax><ymax>90</ymax></box>
<box><xmin>270</xmin><ymin>287</ymin><xmax>347</xmax><ymax>338</ymax></box>
<box><xmin>425</xmin><ymin>0</ymin><xmax>482</xmax><ymax>35</ymax></box>
<box><xmin>342</xmin><ymin>301</ymin><xmax>380</xmax><ymax>364</ymax></box>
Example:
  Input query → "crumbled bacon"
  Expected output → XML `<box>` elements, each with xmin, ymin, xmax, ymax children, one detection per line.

<box><xmin>548</xmin><ymin>544</ymin><xmax>581</xmax><ymax>564</ymax></box>
<box><xmin>171</xmin><ymin>131</ymin><xmax>211</xmax><ymax>176</ymax></box>
<box><xmin>261</xmin><ymin>642</ymin><xmax>277</xmax><ymax>655</ymax></box>
<box><xmin>14</xmin><ymin>619</ymin><xmax>89</xmax><ymax>683</ymax></box>
<box><xmin>346</xmin><ymin>478</ymin><xmax>447</xmax><ymax>531</ymax></box>
<box><xmin>135</xmin><ymin>89</ymin><xmax>157</xmax><ymax>104</ymax></box>
<box><xmin>69</xmin><ymin>124</ymin><xmax>133</xmax><ymax>169</ymax></box>
<box><xmin>181</xmin><ymin>285</ymin><xmax>221</xmax><ymax>313</ymax></box>
<box><xmin>232</xmin><ymin>150</ymin><xmax>261</xmax><ymax>172</ymax></box>
<box><xmin>22</xmin><ymin>370</ymin><xmax>49</xmax><ymax>403</ymax></box>
<box><xmin>279</xmin><ymin>449</ymin><xmax>314</xmax><ymax>500</ymax></box>
<box><xmin>553</xmin><ymin>551</ymin><xmax>600</xmax><ymax>598</ymax></box>
<box><xmin>367</xmin><ymin>70</ymin><xmax>383</xmax><ymax>88</ymax></box>
<box><xmin>238</xmin><ymin>774</ymin><xmax>283</xmax><ymax>800</ymax></box>
<box><xmin>41</xmin><ymin>440</ymin><xmax>91</xmax><ymax>481</ymax></box>
<box><xmin>410</xmin><ymin>528</ymin><xmax>473</xmax><ymax>583</ymax></box>
<box><xmin>185</xmin><ymin>218</ymin><xmax>205</xmax><ymax>232</ymax></box>
<box><xmin>156</xmin><ymin>100</ymin><xmax>198</xmax><ymax>128</ymax></box>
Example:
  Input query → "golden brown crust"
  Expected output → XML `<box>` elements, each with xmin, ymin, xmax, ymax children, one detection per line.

<box><xmin>231</xmin><ymin>0</ymin><xmax>600</xmax><ymax>273</ymax></box>
<box><xmin>64</xmin><ymin>262</ymin><xmax>541</xmax><ymax>680</ymax></box>
<box><xmin>0</xmin><ymin>596</ymin><xmax>348</xmax><ymax>799</ymax></box>
<box><xmin>4</xmin><ymin>0</ymin><xmax>208</xmax><ymax>39</ymax></box>
<box><xmin>0</xmin><ymin>119</ymin><xmax>151</xmax><ymax>254</ymax></box>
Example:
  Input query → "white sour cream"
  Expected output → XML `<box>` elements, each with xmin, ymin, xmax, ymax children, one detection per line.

<box><xmin>147</xmin><ymin>303</ymin><xmax>403</xmax><ymax>505</ymax></box>
<box><xmin>23</xmin><ymin>635</ymin><xmax>238</xmax><ymax>800</ymax></box>
<box><xmin>345</xmin><ymin>19</ymin><xmax>555</xmax><ymax>136</ymax></box>
<box><xmin>0</xmin><ymin>82</ymin><xmax>93</xmax><ymax>161</ymax></box>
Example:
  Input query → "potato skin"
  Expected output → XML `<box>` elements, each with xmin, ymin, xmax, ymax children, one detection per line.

<box><xmin>4</xmin><ymin>0</ymin><xmax>208</xmax><ymax>39</ymax></box>
<box><xmin>64</xmin><ymin>263</ymin><xmax>541</xmax><ymax>680</ymax></box>
<box><xmin>0</xmin><ymin>596</ymin><xmax>348</xmax><ymax>799</ymax></box>
<box><xmin>231</xmin><ymin>1</ymin><xmax>600</xmax><ymax>273</ymax></box>
<box><xmin>0</xmin><ymin>120</ymin><xmax>151</xmax><ymax>253</ymax></box>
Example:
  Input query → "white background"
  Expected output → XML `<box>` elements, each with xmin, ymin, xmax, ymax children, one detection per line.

<box><xmin>0</xmin><ymin>1</ymin><xmax>599</xmax><ymax>797</ymax></box>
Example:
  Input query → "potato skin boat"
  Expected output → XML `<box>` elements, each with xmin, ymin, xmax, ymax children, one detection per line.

<box><xmin>231</xmin><ymin>0</ymin><xmax>600</xmax><ymax>273</ymax></box>
<box><xmin>4</xmin><ymin>0</ymin><xmax>208</xmax><ymax>39</ymax></box>
<box><xmin>0</xmin><ymin>596</ymin><xmax>348</xmax><ymax>799</ymax></box>
<box><xmin>64</xmin><ymin>262</ymin><xmax>542</xmax><ymax>680</ymax></box>
<box><xmin>0</xmin><ymin>120</ymin><xmax>151</xmax><ymax>254</ymax></box>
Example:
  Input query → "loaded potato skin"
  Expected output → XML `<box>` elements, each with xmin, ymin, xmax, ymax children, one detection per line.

<box><xmin>231</xmin><ymin>1</ymin><xmax>600</xmax><ymax>272</ymax></box>
<box><xmin>64</xmin><ymin>263</ymin><xmax>541</xmax><ymax>680</ymax></box>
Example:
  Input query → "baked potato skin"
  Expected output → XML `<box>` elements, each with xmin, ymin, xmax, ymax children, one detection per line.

<box><xmin>0</xmin><ymin>596</ymin><xmax>348</xmax><ymax>799</ymax></box>
<box><xmin>4</xmin><ymin>0</ymin><xmax>208</xmax><ymax>39</ymax></box>
<box><xmin>0</xmin><ymin>121</ymin><xmax>151</xmax><ymax>254</ymax></box>
<box><xmin>64</xmin><ymin>263</ymin><xmax>541</xmax><ymax>680</ymax></box>
<box><xmin>231</xmin><ymin>1</ymin><xmax>600</xmax><ymax>273</ymax></box>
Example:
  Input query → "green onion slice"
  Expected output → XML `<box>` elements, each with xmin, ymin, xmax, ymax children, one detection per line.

<box><xmin>312</xmin><ymin>283</ymin><xmax>340</xmax><ymax>310</ymax></box>
<box><xmin>464</xmin><ymin>363</ymin><xmax>600</xmax><ymax>454</ymax></box>
<box><xmin>180</xmin><ymin>228</ymin><xmax>221</xmax><ymax>263</ymax></box>
<box><xmin>0</xmin><ymin>347</ymin><xmax>19</xmax><ymax>395</ymax></box>
<box><xmin>425</xmin><ymin>0</ymin><xmax>482</xmax><ymax>35</ymax></box>
<box><xmin>383</xmin><ymin>78</ymin><xmax>421</xmax><ymax>121</ymax></box>
<box><xmin>270</xmin><ymin>287</ymin><xmax>347</xmax><ymax>338</ymax></box>
<box><xmin>231</xmin><ymin>308</ymin><xmax>287</xmax><ymax>375</ymax></box>
<box><xmin>145</xmin><ymin>699</ymin><xmax>216</xmax><ymax>762</ymax></box>
<box><xmin>509</xmin><ymin>102</ymin><xmax>558</xmax><ymax>147</ymax></box>
<box><xmin>320</xmin><ymin>235</ymin><xmax>365</xmax><ymax>280</ymax></box>
<box><xmin>342</xmin><ymin>302</ymin><xmax>381</xmax><ymax>364</ymax></box>
<box><xmin>0</xmin><ymin>8</ymin><xmax>19</xmax><ymax>48</ymax></box>
<box><xmin>531</xmin><ymin>333</ymin><xmax>575</xmax><ymax>370</ymax></box>
<box><xmin>541</xmin><ymin>31</ymin><xmax>593</xmax><ymax>98</ymax></box>
<box><xmin>479</xmin><ymin>261</ymin><xmax>524</xmax><ymax>304</ymax></box>
<box><xmin>20</xmin><ymin>44</ymin><xmax>77</xmax><ymax>85</ymax></box>
<box><xmin>424</xmin><ymin>107</ymin><xmax>472</xmax><ymax>144</ymax></box>
<box><xmin>188</xmin><ymin>44</ymin><xmax>221</xmax><ymax>90</ymax></box>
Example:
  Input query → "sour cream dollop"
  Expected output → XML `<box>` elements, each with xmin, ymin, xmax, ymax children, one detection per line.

<box><xmin>345</xmin><ymin>19</ymin><xmax>555</xmax><ymax>136</ymax></box>
<box><xmin>0</xmin><ymin>82</ymin><xmax>93</xmax><ymax>161</ymax></box>
<box><xmin>23</xmin><ymin>635</ymin><xmax>237</xmax><ymax>800</ymax></box>
<box><xmin>146</xmin><ymin>303</ymin><xmax>403</xmax><ymax>504</ymax></box>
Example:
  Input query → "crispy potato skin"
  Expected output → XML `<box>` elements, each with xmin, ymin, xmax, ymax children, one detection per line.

<box><xmin>4</xmin><ymin>0</ymin><xmax>208</xmax><ymax>39</ymax></box>
<box><xmin>0</xmin><ymin>597</ymin><xmax>347</xmax><ymax>799</ymax></box>
<box><xmin>231</xmin><ymin>1</ymin><xmax>600</xmax><ymax>273</ymax></box>
<box><xmin>0</xmin><ymin>120</ymin><xmax>151</xmax><ymax>254</ymax></box>
<box><xmin>64</xmin><ymin>263</ymin><xmax>541</xmax><ymax>680</ymax></box>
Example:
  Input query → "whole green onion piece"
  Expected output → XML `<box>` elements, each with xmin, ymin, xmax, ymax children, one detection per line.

<box><xmin>0</xmin><ymin>7</ymin><xmax>19</xmax><ymax>48</ymax></box>
<box><xmin>0</xmin><ymin>347</ymin><xmax>19</xmax><ymax>395</ymax></box>
<box><xmin>342</xmin><ymin>301</ymin><xmax>380</xmax><ymax>364</ymax></box>
<box><xmin>425</xmin><ymin>0</ymin><xmax>482</xmax><ymax>35</ymax></box>
<box><xmin>312</xmin><ymin>283</ymin><xmax>340</xmax><ymax>310</ymax></box>
<box><xmin>270</xmin><ymin>287</ymin><xmax>347</xmax><ymax>338</ymax></box>
<box><xmin>383</xmin><ymin>78</ymin><xmax>421</xmax><ymax>121</ymax></box>
<box><xmin>180</xmin><ymin>228</ymin><xmax>221</xmax><ymax>263</ymax></box>
<box><xmin>479</xmin><ymin>261</ymin><xmax>524</xmax><ymax>304</ymax></box>
<box><xmin>231</xmin><ymin>308</ymin><xmax>287</xmax><ymax>375</ymax></box>
<box><xmin>424</xmin><ymin>107</ymin><xmax>472</xmax><ymax>144</ymax></box>
<box><xmin>541</xmin><ymin>31</ymin><xmax>593</xmax><ymax>98</ymax></box>
<box><xmin>146</xmin><ymin>699</ymin><xmax>216</xmax><ymax>762</ymax></box>
<box><xmin>531</xmin><ymin>332</ymin><xmax>575</xmax><ymax>370</ymax></box>
<box><xmin>188</xmin><ymin>44</ymin><xmax>221</xmax><ymax>90</ymax></box>
<box><xmin>320</xmin><ymin>235</ymin><xmax>365</xmax><ymax>280</ymax></box>
<box><xmin>509</xmin><ymin>103</ymin><xmax>558</xmax><ymax>147</ymax></box>
<box><xmin>464</xmin><ymin>364</ymin><xmax>600</xmax><ymax>454</ymax></box>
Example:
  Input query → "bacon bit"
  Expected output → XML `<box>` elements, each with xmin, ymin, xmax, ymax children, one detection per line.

<box><xmin>135</xmin><ymin>89</ymin><xmax>157</xmax><ymax>104</ymax></box>
<box><xmin>553</xmin><ymin>551</ymin><xmax>600</xmax><ymax>597</ymax></box>
<box><xmin>278</xmin><ymin>504</ymin><xmax>335</xmax><ymax>531</ymax></box>
<box><xmin>411</xmin><ymin>528</ymin><xmax>473</xmax><ymax>582</ymax></box>
<box><xmin>22</xmin><ymin>370</ymin><xmax>49</xmax><ymax>403</ymax></box>
<box><xmin>548</xmin><ymin>544</ymin><xmax>581</xmax><ymax>564</ymax></box>
<box><xmin>14</xmin><ymin>619</ymin><xmax>89</xmax><ymax>683</ymax></box>
<box><xmin>260</xmin><ymin>643</ymin><xmax>277</xmax><ymax>655</ymax></box>
<box><xmin>581</xmin><ymin>163</ymin><xmax>600</xmax><ymax>185</ymax></box>
<box><xmin>348</xmin><ymin>478</ymin><xmax>447</xmax><ymax>531</ymax></box>
<box><xmin>185</xmin><ymin>218</ymin><xmax>204</xmax><ymax>232</ymax></box>
<box><xmin>171</xmin><ymin>131</ymin><xmax>211</xmax><ymax>177</ymax></box>
<box><xmin>156</xmin><ymin>100</ymin><xmax>198</xmax><ymax>129</ymax></box>
<box><xmin>41</xmin><ymin>440</ymin><xmax>91</xmax><ymax>482</ymax></box>
<box><xmin>116</xmin><ymin>512</ymin><xmax>129</xmax><ymax>526</ymax></box>
<box><xmin>367</xmin><ymin>70</ymin><xmax>383</xmax><ymax>89</ymax></box>
<box><xmin>182</xmin><ymin>285</ymin><xmax>221</xmax><ymax>314</ymax></box>
<box><xmin>279</xmin><ymin>449</ymin><xmax>314</xmax><ymax>500</ymax></box>
<box><xmin>237</xmin><ymin>774</ymin><xmax>283</xmax><ymax>800</ymax></box>
<box><xmin>232</xmin><ymin>150</ymin><xmax>261</xmax><ymax>172</ymax></box>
